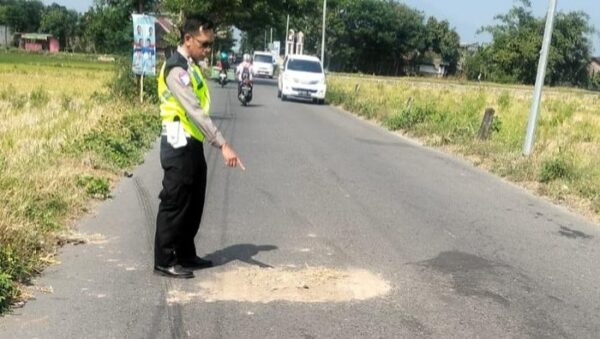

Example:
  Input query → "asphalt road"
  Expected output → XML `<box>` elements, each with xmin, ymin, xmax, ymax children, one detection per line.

<box><xmin>1</xmin><ymin>79</ymin><xmax>599</xmax><ymax>339</ymax></box>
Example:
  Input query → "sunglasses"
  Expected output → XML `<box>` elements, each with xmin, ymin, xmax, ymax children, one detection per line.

<box><xmin>193</xmin><ymin>38</ymin><xmax>213</xmax><ymax>49</ymax></box>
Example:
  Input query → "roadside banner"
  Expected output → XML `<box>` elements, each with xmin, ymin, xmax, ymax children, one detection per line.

<box><xmin>132</xmin><ymin>14</ymin><xmax>156</xmax><ymax>76</ymax></box>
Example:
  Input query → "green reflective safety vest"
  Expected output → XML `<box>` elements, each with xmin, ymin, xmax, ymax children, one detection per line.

<box><xmin>158</xmin><ymin>62</ymin><xmax>211</xmax><ymax>142</ymax></box>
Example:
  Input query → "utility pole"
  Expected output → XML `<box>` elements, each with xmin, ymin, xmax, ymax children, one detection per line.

<box><xmin>285</xmin><ymin>15</ymin><xmax>290</xmax><ymax>56</ymax></box>
<box><xmin>523</xmin><ymin>0</ymin><xmax>558</xmax><ymax>156</ymax></box>
<box><xmin>286</xmin><ymin>15</ymin><xmax>290</xmax><ymax>38</ymax></box>
<box><xmin>321</xmin><ymin>0</ymin><xmax>327</xmax><ymax>63</ymax></box>
<box><xmin>138</xmin><ymin>0</ymin><xmax>144</xmax><ymax>13</ymax></box>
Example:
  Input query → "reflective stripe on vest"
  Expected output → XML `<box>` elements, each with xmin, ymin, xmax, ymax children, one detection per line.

<box><xmin>158</xmin><ymin>62</ymin><xmax>211</xmax><ymax>142</ymax></box>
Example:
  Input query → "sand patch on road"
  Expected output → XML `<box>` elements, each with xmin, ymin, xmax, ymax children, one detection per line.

<box><xmin>56</xmin><ymin>231</ymin><xmax>107</xmax><ymax>245</ymax></box>
<box><xmin>167</xmin><ymin>266</ymin><xmax>390</xmax><ymax>304</ymax></box>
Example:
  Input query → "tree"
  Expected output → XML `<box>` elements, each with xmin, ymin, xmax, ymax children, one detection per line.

<box><xmin>462</xmin><ymin>46</ymin><xmax>487</xmax><ymax>80</ymax></box>
<box><xmin>158</xmin><ymin>0</ymin><xmax>455</xmax><ymax>77</ymax></box>
<box><xmin>0</xmin><ymin>2</ymin><xmax>11</xmax><ymax>26</ymax></box>
<box><xmin>160</xmin><ymin>0</ymin><xmax>300</xmax><ymax>32</ymax></box>
<box><xmin>337</xmin><ymin>0</ymin><xmax>397</xmax><ymax>74</ymax></box>
<box><xmin>474</xmin><ymin>0</ymin><xmax>594</xmax><ymax>86</ymax></box>
<box><xmin>0</xmin><ymin>0</ymin><xmax>479</xmax><ymax>80</ymax></box>
<box><xmin>157</xmin><ymin>0</ymin><xmax>312</xmax><ymax>56</ymax></box>
<box><xmin>82</xmin><ymin>3</ymin><xmax>130</xmax><ymax>53</ymax></box>
<box><xmin>40</xmin><ymin>4</ymin><xmax>79</xmax><ymax>50</ymax></box>
<box><xmin>5</xmin><ymin>0</ymin><xmax>44</xmax><ymax>32</ymax></box>
<box><xmin>214</xmin><ymin>26</ymin><xmax>235</xmax><ymax>55</ymax></box>
<box><xmin>546</xmin><ymin>11</ymin><xmax>593</xmax><ymax>86</ymax></box>
<box><xmin>82</xmin><ymin>0</ymin><xmax>158</xmax><ymax>54</ymax></box>
<box><xmin>423</xmin><ymin>17</ymin><xmax>461</xmax><ymax>74</ymax></box>
<box><xmin>291</xmin><ymin>0</ymin><xmax>425</xmax><ymax>75</ymax></box>
<box><xmin>478</xmin><ymin>1</ymin><xmax>540</xmax><ymax>83</ymax></box>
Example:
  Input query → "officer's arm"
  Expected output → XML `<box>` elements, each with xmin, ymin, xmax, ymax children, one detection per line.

<box><xmin>165</xmin><ymin>67</ymin><xmax>226</xmax><ymax>148</ymax></box>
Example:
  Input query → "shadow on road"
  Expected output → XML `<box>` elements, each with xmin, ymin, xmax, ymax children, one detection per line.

<box><xmin>210</xmin><ymin>114</ymin><xmax>233</xmax><ymax>120</ymax></box>
<box><xmin>283</xmin><ymin>98</ymin><xmax>327</xmax><ymax>106</ymax></box>
<box><xmin>211</xmin><ymin>78</ymin><xmax>277</xmax><ymax>88</ymax></box>
<box><xmin>239</xmin><ymin>104</ymin><xmax>264</xmax><ymax>109</ymax></box>
<box><xmin>204</xmin><ymin>244</ymin><xmax>278</xmax><ymax>268</ymax></box>
<box><xmin>252</xmin><ymin>78</ymin><xmax>278</xmax><ymax>87</ymax></box>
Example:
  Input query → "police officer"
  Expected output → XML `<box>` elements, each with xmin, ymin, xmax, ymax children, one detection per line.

<box><xmin>155</xmin><ymin>15</ymin><xmax>245</xmax><ymax>279</ymax></box>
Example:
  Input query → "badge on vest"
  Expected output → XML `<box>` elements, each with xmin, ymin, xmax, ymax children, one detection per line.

<box><xmin>191</xmin><ymin>69</ymin><xmax>203</xmax><ymax>88</ymax></box>
<box><xmin>178</xmin><ymin>71</ymin><xmax>191</xmax><ymax>87</ymax></box>
<box><xmin>166</xmin><ymin>119</ymin><xmax>188</xmax><ymax>148</ymax></box>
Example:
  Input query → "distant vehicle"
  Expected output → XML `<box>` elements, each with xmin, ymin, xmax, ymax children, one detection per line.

<box><xmin>218</xmin><ymin>68</ymin><xmax>227</xmax><ymax>87</ymax></box>
<box><xmin>234</xmin><ymin>54</ymin><xmax>243</xmax><ymax>64</ymax></box>
<box><xmin>277</xmin><ymin>54</ymin><xmax>326</xmax><ymax>104</ymax></box>
<box><xmin>252</xmin><ymin>51</ymin><xmax>275</xmax><ymax>78</ymax></box>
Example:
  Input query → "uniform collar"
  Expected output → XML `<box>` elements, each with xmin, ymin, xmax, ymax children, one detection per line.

<box><xmin>177</xmin><ymin>46</ymin><xmax>194</xmax><ymax>65</ymax></box>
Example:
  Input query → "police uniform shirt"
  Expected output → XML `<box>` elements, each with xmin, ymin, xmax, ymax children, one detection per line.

<box><xmin>165</xmin><ymin>46</ymin><xmax>226</xmax><ymax>148</ymax></box>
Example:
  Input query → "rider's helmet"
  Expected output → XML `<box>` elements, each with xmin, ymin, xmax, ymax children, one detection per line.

<box><xmin>243</xmin><ymin>53</ymin><xmax>251</xmax><ymax>63</ymax></box>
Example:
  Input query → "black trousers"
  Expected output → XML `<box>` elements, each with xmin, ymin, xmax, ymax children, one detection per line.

<box><xmin>155</xmin><ymin>136</ymin><xmax>207</xmax><ymax>267</ymax></box>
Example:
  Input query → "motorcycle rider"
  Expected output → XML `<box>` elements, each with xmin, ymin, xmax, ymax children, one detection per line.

<box><xmin>216</xmin><ymin>59</ymin><xmax>227</xmax><ymax>86</ymax></box>
<box><xmin>219</xmin><ymin>50</ymin><xmax>230</xmax><ymax>72</ymax></box>
<box><xmin>236</xmin><ymin>53</ymin><xmax>254</xmax><ymax>100</ymax></box>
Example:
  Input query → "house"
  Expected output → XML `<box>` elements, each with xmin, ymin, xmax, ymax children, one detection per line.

<box><xmin>418</xmin><ymin>63</ymin><xmax>448</xmax><ymax>78</ymax></box>
<box><xmin>589</xmin><ymin>57</ymin><xmax>600</xmax><ymax>76</ymax></box>
<box><xmin>418</xmin><ymin>57</ymin><xmax>449</xmax><ymax>78</ymax></box>
<box><xmin>155</xmin><ymin>16</ymin><xmax>177</xmax><ymax>57</ymax></box>
<box><xmin>19</xmin><ymin>33</ymin><xmax>60</xmax><ymax>53</ymax></box>
<box><xmin>0</xmin><ymin>25</ymin><xmax>12</xmax><ymax>47</ymax></box>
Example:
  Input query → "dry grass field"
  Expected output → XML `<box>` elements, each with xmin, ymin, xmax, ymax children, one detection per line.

<box><xmin>0</xmin><ymin>51</ymin><xmax>160</xmax><ymax>311</ymax></box>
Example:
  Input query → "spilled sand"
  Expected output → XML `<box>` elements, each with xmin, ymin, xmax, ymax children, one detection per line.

<box><xmin>167</xmin><ymin>266</ymin><xmax>390</xmax><ymax>304</ymax></box>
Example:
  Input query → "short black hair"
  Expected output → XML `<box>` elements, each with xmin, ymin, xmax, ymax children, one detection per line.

<box><xmin>180</xmin><ymin>15</ymin><xmax>215</xmax><ymax>42</ymax></box>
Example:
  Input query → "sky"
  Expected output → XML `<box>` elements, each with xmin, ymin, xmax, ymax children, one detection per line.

<box><xmin>41</xmin><ymin>0</ymin><xmax>92</xmax><ymax>13</ymax></box>
<box><xmin>44</xmin><ymin>0</ymin><xmax>600</xmax><ymax>54</ymax></box>
<box><xmin>400</xmin><ymin>0</ymin><xmax>600</xmax><ymax>53</ymax></box>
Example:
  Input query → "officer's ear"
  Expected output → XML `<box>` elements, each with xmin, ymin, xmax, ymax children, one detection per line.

<box><xmin>182</xmin><ymin>33</ymin><xmax>194</xmax><ymax>48</ymax></box>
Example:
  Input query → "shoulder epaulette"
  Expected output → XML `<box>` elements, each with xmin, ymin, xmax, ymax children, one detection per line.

<box><xmin>164</xmin><ymin>51</ymin><xmax>188</xmax><ymax>82</ymax></box>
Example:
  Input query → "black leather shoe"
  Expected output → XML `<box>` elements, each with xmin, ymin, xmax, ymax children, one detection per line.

<box><xmin>154</xmin><ymin>265</ymin><xmax>194</xmax><ymax>279</ymax></box>
<box><xmin>179</xmin><ymin>257</ymin><xmax>214</xmax><ymax>270</ymax></box>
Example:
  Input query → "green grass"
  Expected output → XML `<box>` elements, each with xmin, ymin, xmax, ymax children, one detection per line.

<box><xmin>328</xmin><ymin>74</ymin><xmax>600</xmax><ymax>220</ymax></box>
<box><xmin>0</xmin><ymin>51</ymin><xmax>160</xmax><ymax>313</ymax></box>
<box><xmin>0</xmin><ymin>50</ymin><xmax>115</xmax><ymax>71</ymax></box>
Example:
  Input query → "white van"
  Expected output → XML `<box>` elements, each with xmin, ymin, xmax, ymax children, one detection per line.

<box><xmin>252</xmin><ymin>51</ymin><xmax>275</xmax><ymax>78</ymax></box>
<box><xmin>277</xmin><ymin>54</ymin><xmax>326</xmax><ymax>104</ymax></box>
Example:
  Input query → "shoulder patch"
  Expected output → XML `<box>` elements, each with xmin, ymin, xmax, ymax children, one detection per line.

<box><xmin>178</xmin><ymin>71</ymin><xmax>191</xmax><ymax>86</ymax></box>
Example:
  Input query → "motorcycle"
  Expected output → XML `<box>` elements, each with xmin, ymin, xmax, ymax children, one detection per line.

<box><xmin>218</xmin><ymin>69</ymin><xmax>227</xmax><ymax>87</ymax></box>
<box><xmin>238</xmin><ymin>79</ymin><xmax>253</xmax><ymax>106</ymax></box>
